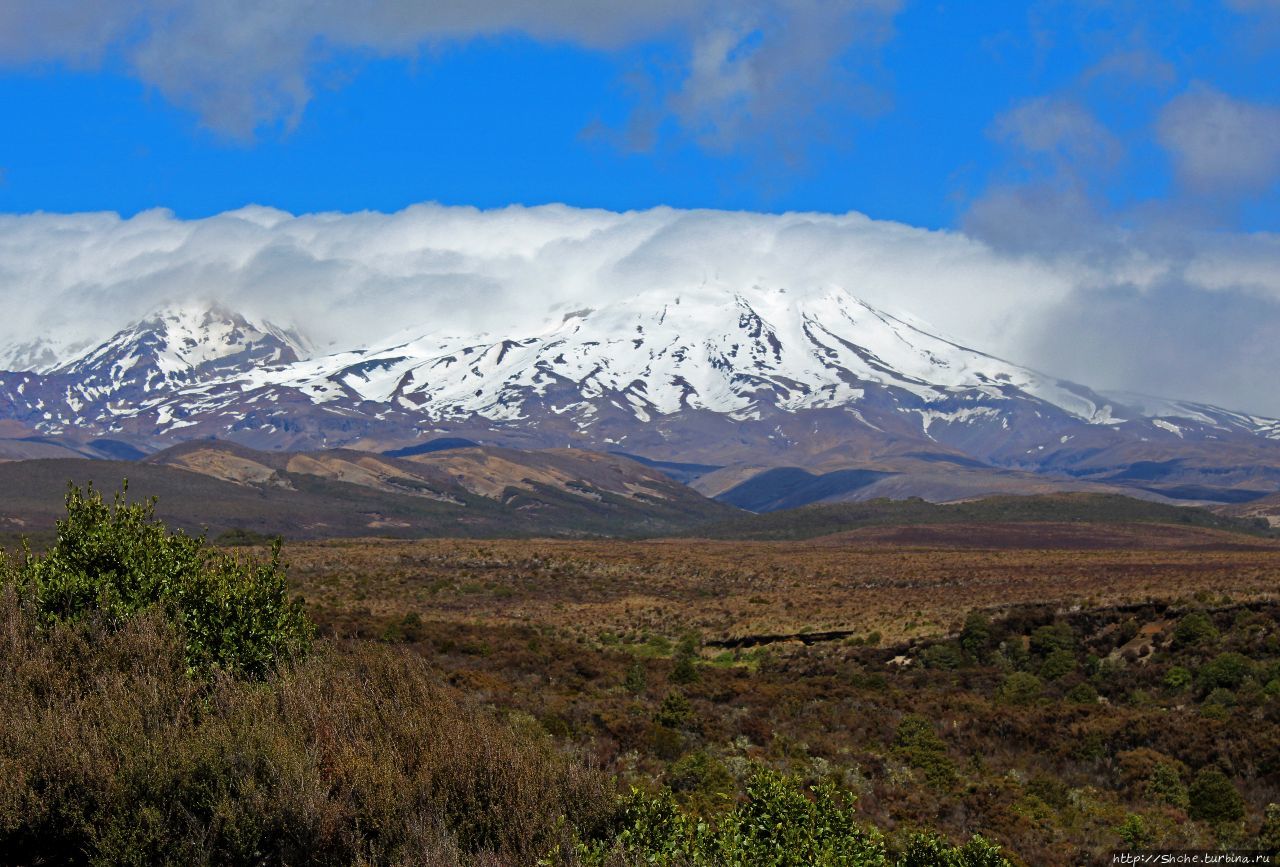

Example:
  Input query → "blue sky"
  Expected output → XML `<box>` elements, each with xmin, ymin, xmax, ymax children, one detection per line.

<box><xmin>1</xmin><ymin>1</ymin><xmax>1277</xmax><ymax>230</ymax></box>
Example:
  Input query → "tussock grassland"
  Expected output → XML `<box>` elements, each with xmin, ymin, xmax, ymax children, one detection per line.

<box><xmin>273</xmin><ymin>532</ymin><xmax>1280</xmax><ymax>865</ymax></box>
<box><xmin>283</xmin><ymin>533</ymin><xmax>1280</xmax><ymax>645</ymax></box>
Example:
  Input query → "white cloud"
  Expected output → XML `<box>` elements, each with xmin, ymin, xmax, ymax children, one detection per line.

<box><xmin>992</xmin><ymin>97</ymin><xmax>1122</xmax><ymax>170</ymax></box>
<box><xmin>0</xmin><ymin>0</ymin><xmax>901</xmax><ymax>144</ymax></box>
<box><xmin>3</xmin><ymin>202</ymin><xmax>1280</xmax><ymax>414</ymax></box>
<box><xmin>1157</xmin><ymin>84</ymin><xmax>1280</xmax><ymax>193</ymax></box>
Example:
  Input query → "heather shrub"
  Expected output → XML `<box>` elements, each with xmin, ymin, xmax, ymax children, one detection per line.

<box><xmin>0</xmin><ymin>592</ymin><xmax>612</xmax><ymax>865</ymax></box>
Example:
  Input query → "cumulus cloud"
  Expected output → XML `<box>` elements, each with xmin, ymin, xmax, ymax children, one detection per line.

<box><xmin>1157</xmin><ymin>84</ymin><xmax>1280</xmax><ymax>194</ymax></box>
<box><xmin>991</xmin><ymin>96</ymin><xmax>1122</xmax><ymax>171</ymax></box>
<box><xmin>2</xmin><ymin>203</ymin><xmax>1279</xmax><ymax>415</ymax></box>
<box><xmin>0</xmin><ymin>0</ymin><xmax>901</xmax><ymax>146</ymax></box>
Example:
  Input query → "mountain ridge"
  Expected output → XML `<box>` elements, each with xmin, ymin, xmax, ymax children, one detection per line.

<box><xmin>3</xmin><ymin>286</ymin><xmax>1279</xmax><ymax>507</ymax></box>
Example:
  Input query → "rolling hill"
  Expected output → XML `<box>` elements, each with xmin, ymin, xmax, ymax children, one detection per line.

<box><xmin>0</xmin><ymin>441</ymin><xmax>738</xmax><ymax>544</ymax></box>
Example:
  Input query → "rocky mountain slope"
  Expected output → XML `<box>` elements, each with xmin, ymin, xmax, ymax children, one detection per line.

<box><xmin>3</xmin><ymin>286</ymin><xmax>1279</xmax><ymax>508</ymax></box>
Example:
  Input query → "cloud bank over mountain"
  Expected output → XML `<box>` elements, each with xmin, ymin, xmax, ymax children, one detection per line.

<box><xmin>2</xmin><ymin>202</ymin><xmax>1278</xmax><ymax>415</ymax></box>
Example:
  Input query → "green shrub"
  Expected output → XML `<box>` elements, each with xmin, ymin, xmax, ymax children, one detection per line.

<box><xmin>666</xmin><ymin>751</ymin><xmax>736</xmax><ymax>814</ymax></box>
<box><xmin>576</xmin><ymin>768</ymin><xmax>1008</xmax><ymax>866</ymax></box>
<box><xmin>960</xmin><ymin>612</ymin><xmax>993</xmax><ymax>662</ymax></box>
<box><xmin>1197</xmin><ymin>653</ymin><xmax>1253</xmax><ymax>692</ymax></box>
<box><xmin>1260</xmin><ymin>803</ymin><xmax>1280</xmax><ymax>851</ymax></box>
<box><xmin>1173</xmin><ymin>611</ymin><xmax>1220</xmax><ymax>649</ymax></box>
<box><xmin>624</xmin><ymin>659</ymin><xmax>648</xmax><ymax>694</ymax></box>
<box><xmin>1066</xmin><ymin>681</ymin><xmax>1098</xmax><ymax>704</ymax></box>
<box><xmin>1203</xmin><ymin>687</ymin><xmax>1236</xmax><ymax>708</ymax></box>
<box><xmin>1114</xmin><ymin>814</ymin><xmax>1154</xmax><ymax>849</ymax></box>
<box><xmin>655</xmin><ymin>690</ymin><xmax>693</xmax><ymax>729</ymax></box>
<box><xmin>1146</xmin><ymin>762</ymin><xmax>1189</xmax><ymax>810</ymax></box>
<box><xmin>893</xmin><ymin>715</ymin><xmax>957</xmax><ymax>789</ymax></box>
<box><xmin>1163</xmin><ymin>665</ymin><xmax>1192</xmax><ymax>690</ymax></box>
<box><xmin>1030</xmin><ymin>623</ymin><xmax>1074</xmax><ymax>657</ymax></box>
<box><xmin>5</xmin><ymin>483</ymin><xmax>311</xmax><ymax>680</ymax></box>
<box><xmin>713</xmin><ymin>771</ymin><xmax>886</xmax><ymax>866</ymax></box>
<box><xmin>922</xmin><ymin>642</ymin><xmax>966</xmax><ymax>670</ymax></box>
<box><xmin>998</xmin><ymin>671</ymin><xmax>1043</xmax><ymax>706</ymax></box>
<box><xmin>1039</xmin><ymin>648</ymin><xmax>1077</xmax><ymax>680</ymax></box>
<box><xmin>1188</xmin><ymin>768</ymin><xmax>1245</xmax><ymax>826</ymax></box>
<box><xmin>670</xmin><ymin>632</ymin><xmax>701</xmax><ymax>684</ymax></box>
<box><xmin>896</xmin><ymin>832</ymin><xmax>1009</xmax><ymax>866</ymax></box>
<box><xmin>580</xmin><ymin>770</ymin><xmax>870</xmax><ymax>866</ymax></box>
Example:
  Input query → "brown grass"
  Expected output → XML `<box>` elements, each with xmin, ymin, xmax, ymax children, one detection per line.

<box><xmin>258</xmin><ymin>529</ymin><xmax>1280</xmax><ymax>865</ymax></box>
<box><xmin>278</xmin><ymin>530</ymin><xmax>1280</xmax><ymax>645</ymax></box>
<box><xmin>0</xmin><ymin>590</ymin><xmax>611</xmax><ymax>866</ymax></box>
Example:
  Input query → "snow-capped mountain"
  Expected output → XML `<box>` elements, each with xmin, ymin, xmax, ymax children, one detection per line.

<box><xmin>2</xmin><ymin>285</ymin><xmax>1279</xmax><ymax>504</ymax></box>
<box><xmin>259</xmin><ymin>285</ymin><xmax>1119</xmax><ymax>425</ymax></box>
<box><xmin>0</xmin><ymin>303</ymin><xmax>307</xmax><ymax>435</ymax></box>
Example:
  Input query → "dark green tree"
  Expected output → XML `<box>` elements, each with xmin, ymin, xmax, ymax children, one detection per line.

<box><xmin>1188</xmin><ymin>768</ymin><xmax>1245</xmax><ymax>827</ymax></box>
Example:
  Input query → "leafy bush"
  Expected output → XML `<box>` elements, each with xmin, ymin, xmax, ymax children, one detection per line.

<box><xmin>1187</xmin><ymin>768</ymin><xmax>1245</xmax><ymax>826</ymax></box>
<box><xmin>1039</xmin><ymin>648</ymin><xmax>1077</xmax><ymax>680</ymax></box>
<box><xmin>897</xmin><ymin>833</ymin><xmax>1008</xmax><ymax>867</ymax></box>
<box><xmin>666</xmin><ymin>751</ymin><xmax>737</xmax><ymax>815</ymax></box>
<box><xmin>1066</xmin><ymin>681</ymin><xmax>1098</xmax><ymax>704</ymax></box>
<box><xmin>1114</xmin><ymin>814</ymin><xmax>1154</xmax><ymax>849</ymax></box>
<box><xmin>960</xmin><ymin>611</ymin><xmax>993</xmax><ymax>662</ymax></box>
<box><xmin>894</xmin><ymin>715</ymin><xmax>957</xmax><ymax>789</ymax></box>
<box><xmin>1146</xmin><ymin>762</ymin><xmax>1189</xmax><ymax>810</ymax></box>
<box><xmin>1197</xmin><ymin>652</ymin><xmax>1253</xmax><ymax>692</ymax></box>
<box><xmin>655</xmin><ymin>689</ymin><xmax>694</xmax><ymax>728</ymax></box>
<box><xmin>1173</xmin><ymin>611</ymin><xmax>1220</xmax><ymax>649</ymax></box>
<box><xmin>5</xmin><ymin>483</ymin><xmax>311</xmax><ymax>679</ymax></box>
<box><xmin>1260</xmin><ymin>803</ymin><xmax>1280</xmax><ymax>850</ymax></box>
<box><xmin>1029</xmin><ymin>623</ymin><xmax>1074</xmax><ymax>657</ymax></box>
<box><xmin>922</xmin><ymin>641</ymin><xmax>966</xmax><ymax>670</ymax></box>
<box><xmin>670</xmin><ymin>632</ymin><xmax>701</xmax><ymax>684</ymax></box>
<box><xmin>574</xmin><ymin>768</ymin><xmax>1010</xmax><ymax>866</ymax></box>
<box><xmin>624</xmin><ymin>659</ymin><xmax>648</xmax><ymax>694</ymax></box>
<box><xmin>1202</xmin><ymin>687</ymin><xmax>1236</xmax><ymax>708</ymax></box>
<box><xmin>998</xmin><ymin>672</ymin><xmax>1043</xmax><ymax>706</ymax></box>
<box><xmin>1163</xmin><ymin>665</ymin><xmax>1192</xmax><ymax>690</ymax></box>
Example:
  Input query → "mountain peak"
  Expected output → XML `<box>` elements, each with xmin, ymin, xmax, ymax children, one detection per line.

<box><xmin>57</xmin><ymin>301</ymin><xmax>308</xmax><ymax>379</ymax></box>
